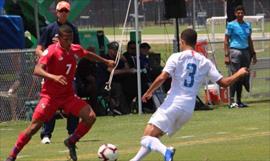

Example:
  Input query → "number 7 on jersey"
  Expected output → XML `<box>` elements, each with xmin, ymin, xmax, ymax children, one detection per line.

<box><xmin>66</xmin><ymin>64</ymin><xmax>72</xmax><ymax>75</ymax></box>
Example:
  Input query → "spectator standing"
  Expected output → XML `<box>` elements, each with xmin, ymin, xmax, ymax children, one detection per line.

<box><xmin>35</xmin><ymin>1</ymin><xmax>80</xmax><ymax>144</ymax></box>
<box><xmin>224</xmin><ymin>5</ymin><xmax>257</xmax><ymax>108</ymax></box>
<box><xmin>226</xmin><ymin>0</ymin><xmax>243</xmax><ymax>23</ymax></box>
<box><xmin>5</xmin><ymin>24</ymin><xmax>115</xmax><ymax>161</ymax></box>
<box><xmin>129</xmin><ymin>28</ymin><xmax>249</xmax><ymax>161</ymax></box>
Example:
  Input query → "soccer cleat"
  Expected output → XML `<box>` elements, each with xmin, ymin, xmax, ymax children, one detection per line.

<box><xmin>164</xmin><ymin>147</ymin><xmax>175</xmax><ymax>161</ymax></box>
<box><xmin>6</xmin><ymin>156</ymin><xmax>16</xmax><ymax>161</ymax></box>
<box><xmin>237</xmin><ymin>102</ymin><xmax>248</xmax><ymax>108</ymax></box>
<box><xmin>229</xmin><ymin>102</ymin><xmax>238</xmax><ymax>108</ymax></box>
<box><xmin>41</xmin><ymin>136</ymin><xmax>51</xmax><ymax>144</ymax></box>
<box><xmin>64</xmin><ymin>138</ymin><xmax>77</xmax><ymax>161</ymax></box>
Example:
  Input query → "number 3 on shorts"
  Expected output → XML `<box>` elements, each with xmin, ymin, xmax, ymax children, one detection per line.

<box><xmin>66</xmin><ymin>64</ymin><xmax>72</xmax><ymax>75</ymax></box>
<box><xmin>184</xmin><ymin>63</ymin><xmax>197</xmax><ymax>87</ymax></box>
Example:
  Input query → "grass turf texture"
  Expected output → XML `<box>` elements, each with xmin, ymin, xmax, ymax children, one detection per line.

<box><xmin>1</xmin><ymin>100</ymin><xmax>269</xmax><ymax>161</ymax></box>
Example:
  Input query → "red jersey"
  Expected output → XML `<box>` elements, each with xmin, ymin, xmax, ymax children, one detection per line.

<box><xmin>38</xmin><ymin>43</ymin><xmax>88</xmax><ymax>98</ymax></box>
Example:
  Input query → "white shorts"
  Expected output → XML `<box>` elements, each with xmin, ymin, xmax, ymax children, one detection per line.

<box><xmin>148</xmin><ymin>107</ymin><xmax>193</xmax><ymax>136</ymax></box>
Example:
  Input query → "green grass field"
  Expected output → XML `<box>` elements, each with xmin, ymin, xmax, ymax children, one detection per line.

<box><xmin>1</xmin><ymin>100</ymin><xmax>269</xmax><ymax>161</ymax></box>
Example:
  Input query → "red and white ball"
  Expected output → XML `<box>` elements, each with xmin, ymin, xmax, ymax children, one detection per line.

<box><xmin>97</xmin><ymin>143</ymin><xmax>119</xmax><ymax>161</ymax></box>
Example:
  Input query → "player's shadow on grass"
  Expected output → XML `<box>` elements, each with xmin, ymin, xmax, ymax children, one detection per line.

<box><xmin>54</xmin><ymin>139</ymin><xmax>102</xmax><ymax>144</ymax></box>
<box><xmin>246</xmin><ymin>99</ymin><xmax>270</xmax><ymax>104</ymax></box>
<box><xmin>79</xmin><ymin>139</ymin><xmax>102</xmax><ymax>143</ymax></box>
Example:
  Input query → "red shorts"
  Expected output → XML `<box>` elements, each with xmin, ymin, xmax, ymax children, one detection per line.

<box><xmin>32</xmin><ymin>95</ymin><xmax>88</xmax><ymax>122</ymax></box>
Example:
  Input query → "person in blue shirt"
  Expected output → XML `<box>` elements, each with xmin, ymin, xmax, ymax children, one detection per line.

<box><xmin>224</xmin><ymin>5</ymin><xmax>257</xmax><ymax>108</ymax></box>
<box><xmin>35</xmin><ymin>1</ymin><xmax>80</xmax><ymax>144</ymax></box>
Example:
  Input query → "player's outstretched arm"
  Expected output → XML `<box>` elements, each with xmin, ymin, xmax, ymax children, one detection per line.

<box><xmin>85</xmin><ymin>51</ymin><xmax>115</xmax><ymax>67</ymax></box>
<box><xmin>34</xmin><ymin>63</ymin><xmax>67</xmax><ymax>85</ymax></box>
<box><xmin>217</xmin><ymin>67</ymin><xmax>249</xmax><ymax>87</ymax></box>
<box><xmin>142</xmin><ymin>71</ymin><xmax>169</xmax><ymax>102</ymax></box>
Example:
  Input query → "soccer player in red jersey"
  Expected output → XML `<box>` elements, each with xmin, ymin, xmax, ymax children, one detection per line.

<box><xmin>5</xmin><ymin>24</ymin><xmax>115</xmax><ymax>161</ymax></box>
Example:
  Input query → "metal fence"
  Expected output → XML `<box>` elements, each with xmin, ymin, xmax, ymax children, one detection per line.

<box><xmin>204</xmin><ymin>39</ymin><xmax>270</xmax><ymax>102</ymax></box>
<box><xmin>73</xmin><ymin>0</ymin><xmax>270</xmax><ymax>27</ymax></box>
<box><xmin>0</xmin><ymin>1</ymin><xmax>269</xmax><ymax>122</ymax></box>
<box><xmin>0</xmin><ymin>49</ymin><xmax>41</xmax><ymax>121</ymax></box>
<box><xmin>0</xmin><ymin>39</ymin><xmax>269</xmax><ymax>121</ymax></box>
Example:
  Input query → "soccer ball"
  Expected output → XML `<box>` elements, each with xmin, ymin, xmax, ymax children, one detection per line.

<box><xmin>97</xmin><ymin>143</ymin><xmax>119</xmax><ymax>161</ymax></box>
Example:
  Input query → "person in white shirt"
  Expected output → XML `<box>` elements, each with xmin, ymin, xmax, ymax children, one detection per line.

<box><xmin>130</xmin><ymin>28</ymin><xmax>249</xmax><ymax>161</ymax></box>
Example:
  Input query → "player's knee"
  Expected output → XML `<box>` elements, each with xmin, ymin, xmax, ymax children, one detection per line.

<box><xmin>84</xmin><ymin>111</ymin><xmax>96</xmax><ymax>126</ymax></box>
<box><xmin>140</xmin><ymin>136</ymin><xmax>150</xmax><ymax>147</ymax></box>
<box><xmin>89</xmin><ymin>111</ymin><xmax>96</xmax><ymax>122</ymax></box>
<box><xmin>25</xmin><ymin>122</ymin><xmax>42</xmax><ymax>136</ymax></box>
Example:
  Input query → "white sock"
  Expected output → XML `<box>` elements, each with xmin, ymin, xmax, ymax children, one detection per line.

<box><xmin>141</xmin><ymin>136</ymin><xmax>167</xmax><ymax>155</ymax></box>
<box><xmin>130</xmin><ymin>146</ymin><xmax>150</xmax><ymax>161</ymax></box>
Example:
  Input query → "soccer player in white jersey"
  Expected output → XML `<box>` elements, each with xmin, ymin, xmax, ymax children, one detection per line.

<box><xmin>130</xmin><ymin>28</ymin><xmax>249</xmax><ymax>161</ymax></box>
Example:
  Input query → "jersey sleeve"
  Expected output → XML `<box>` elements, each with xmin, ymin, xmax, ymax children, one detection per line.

<box><xmin>163</xmin><ymin>54</ymin><xmax>177</xmax><ymax>77</ymax></box>
<box><xmin>73</xmin><ymin>44</ymin><xmax>89</xmax><ymax>58</ymax></box>
<box><xmin>207</xmin><ymin>60</ymin><xmax>223</xmax><ymax>83</ymax></box>
<box><xmin>38</xmin><ymin>48</ymin><xmax>52</xmax><ymax>65</ymax></box>
<box><xmin>225</xmin><ymin>22</ymin><xmax>233</xmax><ymax>36</ymax></box>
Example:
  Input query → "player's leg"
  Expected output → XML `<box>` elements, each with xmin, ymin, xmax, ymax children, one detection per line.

<box><xmin>129</xmin><ymin>146</ymin><xmax>151</xmax><ymax>161</ymax></box>
<box><xmin>131</xmin><ymin>123</ymin><xmax>176</xmax><ymax>161</ymax></box>
<box><xmin>6</xmin><ymin>97</ymin><xmax>57</xmax><ymax>161</ymax></box>
<box><xmin>63</xmin><ymin>96</ymin><xmax>95</xmax><ymax>161</ymax></box>
<box><xmin>131</xmin><ymin>107</ymin><xmax>192</xmax><ymax>161</ymax></box>
<box><xmin>40</xmin><ymin>115</ymin><xmax>56</xmax><ymax>144</ymax></box>
<box><xmin>229</xmin><ymin>63</ymin><xmax>239</xmax><ymax>106</ymax></box>
<box><xmin>237</xmin><ymin>50</ymin><xmax>251</xmax><ymax>107</ymax></box>
<box><xmin>6</xmin><ymin>119</ymin><xmax>43</xmax><ymax>160</ymax></box>
<box><xmin>242</xmin><ymin>50</ymin><xmax>252</xmax><ymax>93</ymax></box>
<box><xmin>229</xmin><ymin>49</ymin><xmax>241</xmax><ymax>107</ymax></box>
<box><xmin>130</xmin><ymin>123</ymin><xmax>165</xmax><ymax>161</ymax></box>
<box><xmin>131</xmin><ymin>107</ymin><xmax>175</xmax><ymax>161</ymax></box>
<box><xmin>66</xmin><ymin>114</ymin><xmax>79</xmax><ymax>135</ymax></box>
<box><xmin>236</xmin><ymin>82</ymin><xmax>243</xmax><ymax>104</ymax></box>
<box><xmin>64</xmin><ymin>105</ymin><xmax>95</xmax><ymax>161</ymax></box>
<box><xmin>65</xmin><ymin>104</ymin><xmax>96</xmax><ymax>144</ymax></box>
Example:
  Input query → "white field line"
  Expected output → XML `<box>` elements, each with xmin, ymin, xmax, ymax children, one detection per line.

<box><xmin>0</xmin><ymin>128</ymin><xmax>14</xmax><ymax>131</ymax></box>
<box><xmin>17</xmin><ymin>155</ymin><xmax>31</xmax><ymax>159</ymax></box>
<box><xmin>216</xmin><ymin>132</ymin><xmax>229</xmax><ymax>135</ymax></box>
<box><xmin>244</xmin><ymin>127</ymin><xmax>259</xmax><ymax>131</ymax></box>
<box><xmin>176</xmin><ymin>135</ymin><xmax>195</xmax><ymax>139</ymax></box>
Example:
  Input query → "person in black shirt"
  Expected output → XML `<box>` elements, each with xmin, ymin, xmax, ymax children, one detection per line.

<box><xmin>98</xmin><ymin>41</ymin><xmax>135</xmax><ymax>114</ymax></box>
<box><xmin>123</xmin><ymin>41</ymin><xmax>155</xmax><ymax>112</ymax></box>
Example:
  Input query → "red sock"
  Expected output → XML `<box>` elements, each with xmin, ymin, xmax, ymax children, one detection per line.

<box><xmin>9</xmin><ymin>132</ymin><xmax>31</xmax><ymax>158</ymax></box>
<box><xmin>69</xmin><ymin>122</ymin><xmax>90</xmax><ymax>144</ymax></box>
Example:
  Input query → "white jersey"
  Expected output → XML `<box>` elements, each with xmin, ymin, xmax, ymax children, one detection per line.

<box><xmin>161</xmin><ymin>50</ymin><xmax>222</xmax><ymax>113</ymax></box>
